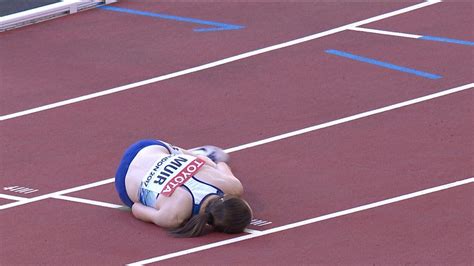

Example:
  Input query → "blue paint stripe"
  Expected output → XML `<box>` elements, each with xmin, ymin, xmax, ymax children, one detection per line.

<box><xmin>99</xmin><ymin>6</ymin><xmax>243</xmax><ymax>32</ymax></box>
<box><xmin>194</xmin><ymin>25</ymin><xmax>243</xmax><ymax>32</ymax></box>
<box><xmin>325</xmin><ymin>49</ymin><xmax>442</xmax><ymax>79</ymax></box>
<box><xmin>419</xmin><ymin>35</ymin><xmax>474</xmax><ymax>46</ymax></box>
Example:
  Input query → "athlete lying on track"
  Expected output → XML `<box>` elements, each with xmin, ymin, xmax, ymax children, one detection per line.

<box><xmin>114</xmin><ymin>139</ymin><xmax>252</xmax><ymax>237</ymax></box>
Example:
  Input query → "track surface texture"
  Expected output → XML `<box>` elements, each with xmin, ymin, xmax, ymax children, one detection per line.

<box><xmin>0</xmin><ymin>1</ymin><xmax>473</xmax><ymax>265</ymax></box>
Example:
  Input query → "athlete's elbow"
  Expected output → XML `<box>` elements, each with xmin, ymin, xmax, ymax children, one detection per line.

<box><xmin>131</xmin><ymin>203</ymin><xmax>150</xmax><ymax>222</ymax></box>
<box><xmin>153</xmin><ymin>213</ymin><xmax>184</xmax><ymax>229</ymax></box>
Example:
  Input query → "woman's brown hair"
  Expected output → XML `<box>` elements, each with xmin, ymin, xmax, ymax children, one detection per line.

<box><xmin>169</xmin><ymin>195</ymin><xmax>252</xmax><ymax>237</ymax></box>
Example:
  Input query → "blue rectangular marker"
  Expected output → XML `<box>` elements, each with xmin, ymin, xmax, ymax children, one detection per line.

<box><xmin>419</xmin><ymin>36</ymin><xmax>474</xmax><ymax>46</ymax></box>
<box><xmin>99</xmin><ymin>6</ymin><xmax>243</xmax><ymax>32</ymax></box>
<box><xmin>325</xmin><ymin>49</ymin><xmax>442</xmax><ymax>79</ymax></box>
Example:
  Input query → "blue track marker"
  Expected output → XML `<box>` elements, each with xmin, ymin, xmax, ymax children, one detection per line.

<box><xmin>325</xmin><ymin>49</ymin><xmax>442</xmax><ymax>79</ymax></box>
<box><xmin>99</xmin><ymin>6</ymin><xmax>244</xmax><ymax>32</ymax></box>
<box><xmin>419</xmin><ymin>36</ymin><xmax>474</xmax><ymax>46</ymax></box>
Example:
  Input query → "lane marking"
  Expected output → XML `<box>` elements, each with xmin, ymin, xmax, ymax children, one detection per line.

<box><xmin>0</xmin><ymin>193</ymin><xmax>27</xmax><ymax>201</ymax></box>
<box><xmin>49</xmin><ymin>194</ymin><xmax>260</xmax><ymax>230</ymax></box>
<box><xmin>1</xmin><ymin>82</ymin><xmax>472</xmax><ymax>210</ymax></box>
<box><xmin>0</xmin><ymin>0</ymin><xmax>440</xmax><ymax>121</ymax></box>
<box><xmin>419</xmin><ymin>35</ymin><xmax>474</xmax><ymax>46</ymax></box>
<box><xmin>348</xmin><ymin>26</ymin><xmax>421</xmax><ymax>38</ymax></box>
<box><xmin>0</xmin><ymin>178</ymin><xmax>114</xmax><ymax>210</ymax></box>
<box><xmin>3</xmin><ymin>186</ymin><xmax>39</xmax><ymax>194</ymax></box>
<box><xmin>99</xmin><ymin>6</ymin><xmax>244</xmax><ymax>32</ymax></box>
<box><xmin>49</xmin><ymin>194</ymin><xmax>263</xmax><ymax>231</ymax></box>
<box><xmin>127</xmin><ymin>177</ymin><xmax>474</xmax><ymax>265</ymax></box>
<box><xmin>243</xmin><ymin>228</ymin><xmax>263</xmax><ymax>234</ymax></box>
<box><xmin>224</xmin><ymin>82</ymin><xmax>473</xmax><ymax>153</ymax></box>
<box><xmin>349</xmin><ymin>27</ymin><xmax>474</xmax><ymax>46</ymax></box>
<box><xmin>250</xmin><ymin>219</ymin><xmax>272</xmax><ymax>226</ymax></box>
<box><xmin>52</xmin><ymin>195</ymin><xmax>124</xmax><ymax>209</ymax></box>
<box><xmin>325</xmin><ymin>49</ymin><xmax>442</xmax><ymax>79</ymax></box>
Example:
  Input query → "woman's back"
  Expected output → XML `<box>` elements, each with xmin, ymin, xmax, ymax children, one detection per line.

<box><xmin>124</xmin><ymin>144</ymin><xmax>241</xmax><ymax>224</ymax></box>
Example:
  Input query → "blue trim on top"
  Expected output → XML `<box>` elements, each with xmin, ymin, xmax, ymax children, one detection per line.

<box><xmin>325</xmin><ymin>49</ymin><xmax>442</xmax><ymax>80</ymax></box>
<box><xmin>99</xmin><ymin>6</ymin><xmax>244</xmax><ymax>32</ymax></box>
<box><xmin>419</xmin><ymin>36</ymin><xmax>474</xmax><ymax>46</ymax></box>
<box><xmin>182</xmin><ymin>177</ymin><xmax>224</xmax><ymax>216</ymax></box>
<box><xmin>192</xmin><ymin>177</ymin><xmax>224</xmax><ymax>216</ymax></box>
<box><xmin>196</xmin><ymin>193</ymin><xmax>221</xmax><ymax>216</ymax></box>
<box><xmin>192</xmin><ymin>176</ymin><xmax>224</xmax><ymax>195</ymax></box>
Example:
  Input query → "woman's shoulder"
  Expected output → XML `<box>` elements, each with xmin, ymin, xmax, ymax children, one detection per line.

<box><xmin>195</xmin><ymin>167</ymin><xmax>243</xmax><ymax>196</ymax></box>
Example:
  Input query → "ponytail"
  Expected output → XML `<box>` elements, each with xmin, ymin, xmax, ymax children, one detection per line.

<box><xmin>168</xmin><ymin>212</ymin><xmax>210</xmax><ymax>238</ymax></box>
<box><xmin>169</xmin><ymin>196</ymin><xmax>251</xmax><ymax>237</ymax></box>
<box><xmin>168</xmin><ymin>197</ymin><xmax>221</xmax><ymax>238</ymax></box>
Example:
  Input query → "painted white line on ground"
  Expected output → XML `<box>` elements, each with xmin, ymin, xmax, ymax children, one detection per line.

<box><xmin>49</xmin><ymin>196</ymin><xmax>263</xmax><ymax>235</ymax></box>
<box><xmin>127</xmin><ymin>177</ymin><xmax>474</xmax><ymax>265</ymax></box>
<box><xmin>0</xmin><ymin>0</ymin><xmax>440</xmax><ymax>121</ymax></box>
<box><xmin>0</xmin><ymin>178</ymin><xmax>114</xmax><ymax>210</ymax></box>
<box><xmin>250</xmin><ymin>219</ymin><xmax>273</xmax><ymax>226</ymax></box>
<box><xmin>224</xmin><ymin>82</ymin><xmax>473</xmax><ymax>153</ymax></box>
<box><xmin>0</xmin><ymin>82</ymin><xmax>472</xmax><ymax>211</ymax></box>
<box><xmin>243</xmin><ymin>228</ymin><xmax>263</xmax><ymax>235</ymax></box>
<box><xmin>52</xmin><ymin>195</ymin><xmax>124</xmax><ymax>209</ymax></box>
<box><xmin>0</xmin><ymin>193</ymin><xmax>27</xmax><ymax>201</ymax></box>
<box><xmin>348</xmin><ymin>26</ymin><xmax>422</xmax><ymax>38</ymax></box>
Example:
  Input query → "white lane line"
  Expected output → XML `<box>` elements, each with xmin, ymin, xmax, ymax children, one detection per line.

<box><xmin>348</xmin><ymin>26</ymin><xmax>422</xmax><ymax>39</ymax></box>
<box><xmin>0</xmin><ymin>178</ymin><xmax>114</xmax><ymax>210</ymax></box>
<box><xmin>224</xmin><ymin>82</ymin><xmax>473</xmax><ymax>153</ymax></box>
<box><xmin>24</xmin><ymin>189</ymin><xmax>39</xmax><ymax>194</ymax></box>
<box><xmin>127</xmin><ymin>177</ymin><xmax>474</xmax><ymax>265</ymax></box>
<box><xmin>0</xmin><ymin>193</ymin><xmax>27</xmax><ymax>201</ymax></box>
<box><xmin>1</xmin><ymin>82</ymin><xmax>472</xmax><ymax>210</ymax></box>
<box><xmin>243</xmin><ymin>228</ymin><xmax>263</xmax><ymax>235</ymax></box>
<box><xmin>0</xmin><ymin>0</ymin><xmax>440</xmax><ymax>121</ymax></box>
<box><xmin>50</xmin><ymin>195</ymin><xmax>263</xmax><ymax>231</ymax></box>
<box><xmin>52</xmin><ymin>195</ymin><xmax>124</xmax><ymax>209</ymax></box>
<box><xmin>16</xmin><ymin>187</ymin><xmax>33</xmax><ymax>193</ymax></box>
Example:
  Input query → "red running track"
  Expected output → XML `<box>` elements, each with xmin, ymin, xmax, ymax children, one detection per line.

<box><xmin>1</xmin><ymin>88</ymin><xmax>472</xmax><ymax>264</ymax></box>
<box><xmin>0</xmin><ymin>1</ymin><xmax>417</xmax><ymax>114</ymax></box>
<box><xmin>0</xmin><ymin>1</ymin><xmax>473</xmax><ymax>265</ymax></box>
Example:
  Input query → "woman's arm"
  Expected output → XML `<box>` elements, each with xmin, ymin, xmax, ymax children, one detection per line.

<box><xmin>216</xmin><ymin>162</ymin><xmax>244</xmax><ymax>197</ymax></box>
<box><xmin>216</xmin><ymin>162</ymin><xmax>233</xmax><ymax>176</ymax></box>
<box><xmin>166</xmin><ymin>144</ymin><xmax>243</xmax><ymax>195</ymax></box>
<box><xmin>131</xmin><ymin>203</ymin><xmax>156</xmax><ymax>223</ymax></box>
<box><xmin>180</xmin><ymin>149</ymin><xmax>218</xmax><ymax>168</ymax></box>
<box><xmin>131</xmin><ymin>203</ymin><xmax>181</xmax><ymax>228</ymax></box>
